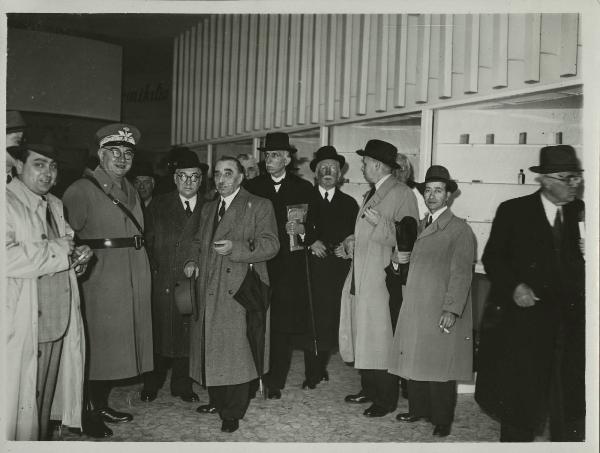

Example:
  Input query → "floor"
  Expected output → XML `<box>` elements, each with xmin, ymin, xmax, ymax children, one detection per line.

<box><xmin>53</xmin><ymin>350</ymin><xmax>502</xmax><ymax>443</ymax></box>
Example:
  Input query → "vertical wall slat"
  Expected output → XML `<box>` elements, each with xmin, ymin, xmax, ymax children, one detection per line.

<box><xmin>171</xmin><ymin>35</ymin><xmax>179</xmax><ymax>144</ymax></box>
<box><xmin>254</xmin><ymin>15</ymin><xmax>268</xmax><ymax>130</ymax></box>
<box><xmin>245</xmin><ymin>15</ymin><xmax>258</xmax><ymax>132</ymax></box>
<box><xmin>193</xmin><ymin>24</ymin><xmax>202</xmax><ymax>142</ymax></box>
<box><xmin>439</xmin><ymin>14</ymin><xmax>453</xmax><ymax>99</ymax></box>
<box><xmin>220</xmin><ymin>15</ymin><xmax>232</xmax><ymax>136</ymax></box>
<box><xmin>464</xmin><ymin>14</ymin><xmax>479</xmax><ymax>94</ymax></box>
<box><xmin>326</xmin><ymin>15</ymin><xmax>337</xmax><ymax>121</ymax></box>
<box><xmin>275</xmin><ymin>15</ymin><xmax>289</xmax><ymax>128</ymax></box>
<box><xmin>394</xmin><ymin>14</ymin><xmax>408</xmax><ymax>108</ymax></box>
<box><xmin>341</xmin><ymin>14</ymin><xmax>353</xmax><ymax>118</ymax></box>
<box><xmin>206</xmin><ymin>16</ymin><xmax>216</xmax><ymax>139</ymax></box>
<box><xmin>176</xmin><ymin>33</ymin><xmax>185</xmax><ymax>143</ymax></box>
<box><xmin>200</xmin><ymin>21</ymin><xmax>209</xmax><ymax>140</ymax></box>
<box><xmin>311</xmin><ymin>15</ymin><xmax>322</xmax><ymax>123</ymax></box>
<box><xmin>492</xmin><ymin>14</ymin><xmax>509</xmax><ymax>88</ymax></box>
<box><xmin>213</xmin><ymin>16</ymin><xmax>224</xmax><ymax>138</ymax></box>
<box><xmin>416</xmin><ymin>14</ymin><xmax>431</xmax><ymax>103</ymax></box>
<box><xmin>228</xmin><ymin>15</ymin><xmax>240</xmax><ymax>136</ymax></box>
<box><xmin>187</xmin><ymin>26</ymin><xmax>197</xmax><ymax>143</ymax></box>
<box><xmin>375</xmin><ymin>15</ymin><xmax>389</xmax><ymax>113</ymax></box>
<box><xmin>559</xmin><ymin>13</ymin><xmax>578</xmax><ymax>77</ymax></box>
<box><xmin>524</xmin><ymin>13</ymin><xmax>541</xmax><ymax>83</ymax></box>
<box><xmin>264</xmin><ymin>15</ymin><xmax>279</xmax><ymax>130</ymax></box>
<box><xmin>298</xmin><ymin>15</ymin><xmax>312</xmax><ymax>125</ymax></box>
<box><xmin>286</xmin><ymin>15</ymin><xmax>301</xmax><ymax>126</ymax></box>
<box><xmin>357</xmin><ymin>14</ymin><xmax>370</xmax><ymax>115</ymax></box>
<box><xmin>236</xmin><ymin>15</ymin><xmax>249</xmax><ymax>134</ymax></box>
<box><xmin>182</xmin><ymin>30</ymin><xmax>191</xmax><ymax>143</ymax></box>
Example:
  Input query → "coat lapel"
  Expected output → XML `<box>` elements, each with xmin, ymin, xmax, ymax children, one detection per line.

<box><xmin>357</xmin><ymin>176</ymin><xmax>398</xmax><ymax>219</ymax></box>
<box><xmin>417</xmin><ymin>208</ymin><xmax>453</xmax><ymax>241</ymax></box>
<box><xmin>212</xmin><ymin>188</ymin><xmax>250</xmax><ymax>241</ymax></box>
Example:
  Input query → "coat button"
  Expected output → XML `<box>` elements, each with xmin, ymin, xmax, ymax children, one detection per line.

<box><xmin>209</xmin><ymin>292</ymin><xmax>214</xmax><ymax>296</ymax></box>
<box><xmin>165</xmin><ymin>288</ymin><xmax>170</xmax><ymax>294</ymax></box>
<box><xmin>38</xmin><ymin>310</ymin><xmax>42</xmax><ymax>317</ymax></box>
<box><xmin>226</xmin><ymin>268</ymin><xmax>231</xmax><ymax>273</ymax></box>
<box><xmin>41</xmin><ymin>234</ymin><xmax>47</xmax><ymax>240</ymax></box>
<box><xmin>175</xmin><ymin>241</ymin><xmax>180</xmax><ymax>247</ymax></box>
<box><xmin>228</xmin><ymin>290</ymin><xmax>233</xmax><ymax>295</ymax></box>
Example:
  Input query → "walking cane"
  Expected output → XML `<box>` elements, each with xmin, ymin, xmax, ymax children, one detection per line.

<box><xmin>303</xmin><ymin>245</ymin><xmax>319</xmax><ymax>357</ymax></box>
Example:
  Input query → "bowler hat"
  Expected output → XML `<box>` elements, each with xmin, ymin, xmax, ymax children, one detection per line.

<box><xmin>416</xmin><ymin>165</ymin><xmax>458</xmax><ymax>194</ymax></box>
<box><xmin>356</xmin><ymin>139</ymin><xmax>400</xmax><ymax>169</ymax></box>
<box><xmin>173</xmin><ymin>149</ymin><xmax>201</xmax><ymax>170</ymax></box>
<box><xmin>129</xmin><ymin>161</ymin><xmax>155</xmax><ymax>179</ymax></box>
<box><xmin>6</xmin><ymin>110</ymin><xmax>26</xmax><ymax>132</ymax></box>
<box><xmin>309</xmin><ymin>145</ymin><xmax>345</xmax><ymax>172</ymax></box>
<box><xmin>529</xmin><ymin>145</ymin><xmax>582</xmax><ymax>174</ymax></box>
<box><xmin>96</xmin><ymin>123</ymin><xmax>141</xmax><ymax>148</ymax></box>
<box><xmin>257</xmin><ymin>132</ymin><xmax>297</xmax><ymax>153</ymax></box>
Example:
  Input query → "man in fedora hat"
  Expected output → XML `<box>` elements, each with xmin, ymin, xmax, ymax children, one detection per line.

<box><xmin>389</xmin><ymin>165</ymin><xmax>475</xmax><ymax>438</ymax></box>
<box><xmin>475</xmin><ymin>145</ymin><xmax>585</xmax><ymax>441</ymax></box>
<box><xmin>140</xmin><ymin>148</ymin><xmax>204</xmax><ymax>405</ymax></box>
<box><xmin>6</xmin><ymin>110</ymin><xmax>26</xmax><ymax>183</ymax></box>
<box><xmin>63</xmin><ymin>123</ymin><xmax>153</xmax><ymax>438</ymax></box>
<box><xmin>299</xmin><ymin>146</ymin><xmax>359</xmax><ymax>389</ymax></box>
<box><xmin>339</xmin><ymin>139</ymin><xmax>418</xmax><ymax>418</ymax></box>
<box><xmin>6</xmin><ymin>144</ymin><xmax>91</xmax><ymax>439</ymax></box>
<box><xmin>129</xmin><ymin>161</ymin><xmax>156</xmax><ymax>208</ymax></box>
<box><xmin>245</xmin><ymin>132</ymin><xmax>314</xmax><ymax>399</ymax></box>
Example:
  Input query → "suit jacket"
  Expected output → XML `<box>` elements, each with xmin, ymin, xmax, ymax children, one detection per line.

<box><xmin>475</xmin><ymin>190</ymin><xmax>585</xmax><ymax>429</ymax></box>
<box><xmin>145</xmin><ymin>191</ymin><xmax>203</xmax><ymax>357</ymax></box>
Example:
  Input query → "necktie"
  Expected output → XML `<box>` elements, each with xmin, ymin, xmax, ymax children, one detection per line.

<box><xmin>324</xmin><ymin>191</ymin><xmax>329</xmax><ymax>202</ymax></box>
<box><xmin>425</xmin><ymin>215</ymin><xmax>433</xmax><ymax>228</ymax></box>
<box><xmin>552</xmin><ymin>207</ymin><xmax>563</xmax><ymax>248</ymax></box>
<box><xmin>364</xmin><ymin>187</ymin><xmax>375</xmax><ymax>204</ymax></box>
<box><xmin>272</xmin><ymin>178</ymin><xmax>283</xmax><ymax>193</ymax></box>
<box><xmin>218</xmin><ymin>199</ymin><xmax>226</xmax><ymax>221</ymax></box>
<box><xmin>185</xmin><ymin>200</ymin><xmax>192</xmax><ymax>217</ymax></box>
<box><xmin>44</xmin><ymin>197</ymin><xmax>59</xmax><ymax>238</ymax></box>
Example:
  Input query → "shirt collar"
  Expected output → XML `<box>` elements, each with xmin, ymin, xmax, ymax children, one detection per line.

<box><xmin>220</xmin><ymin>187</ymin><xmax>241</xmax><ymax>209</ymax></box>
<box><xmin>374</xmin><ymin>173</ymin><xmax>392</xmax><ymax>191</ymax></box>
<box><xmin>428</xmin><ymin>206</ymin><xmax>448</xmax><ymax>223</ymax></box>
<box><xmin>318</xmin><ymin>186</ymin><xmax>335</xmax><ymax>199</ymax></box>
<box><xmin>271</xmin><ymin>172</ymin><xmax>286</xmax><ymax>184</ymax></box>
<box><xmin>540</xmin><ymin>192</ymin><xmax>561</xmax><ymax>225</ymax></box>
<box><xmin>8</xmin><ymin>177</ymin><xmax>46</xmax><ymax>210</ymax></box>
<box><xmin>179</xmin><ymin>194</ymin><xmax>197</xmax><ymax>210</ymax></box>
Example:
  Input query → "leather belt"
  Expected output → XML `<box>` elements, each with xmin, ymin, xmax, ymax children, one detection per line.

<box><xmin>79</xmin><ymin>235</ymin><xmax>145</xmax><ymax>250</ymax></box>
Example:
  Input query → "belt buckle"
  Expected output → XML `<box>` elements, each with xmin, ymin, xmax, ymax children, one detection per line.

<box><xmin>134</xmin><ymin>235</ymin><xmax>144</xmax><ymax>250</ymax></box>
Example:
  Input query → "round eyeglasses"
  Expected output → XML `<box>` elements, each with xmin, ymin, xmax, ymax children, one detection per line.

<box><xmin>175</xmin><ymin>173</ymin><xmax>201</xmax><ymax>183</ymax></box>
<box><xmin>105</xmin><ymin>147</ymin><xmax>134</xmax><ymax>161</ymax></box>
<box><xmin>545</xmin><ymin>174</ymin><xmax>583</xmax><ymax>186</ymax></box>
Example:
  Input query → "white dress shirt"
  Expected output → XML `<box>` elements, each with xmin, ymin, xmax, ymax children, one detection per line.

<box><xmin>179</xmin><ymin>194</ymin><xmax>198</xmax><ymax>212</ymax></box>
<box><xmin>318</xmin><ymin>186</ymin><xmax>335</xmax><ymax>201</ymax></box>
<box><xmin>540</xmin><ymin>192</ymin><xmax>562</xmax><ymax>226</ymax></box>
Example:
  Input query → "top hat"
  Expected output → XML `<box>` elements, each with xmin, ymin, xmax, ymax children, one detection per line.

<box><xmin>356</xmin><ymin>139</ymin><xmax>400</xmax><ymax>169</ymax></box>
<box><xmin>529</xmin><ymin>145</ymin><xmax>582</xmax><ymax>174</ymax></box>
<box><xmin>129</xmin><ymin>161</ymin><xmax>155</xmax><ymax>179</ymax></box>
<box><xmin>22</xmin><ymin>143</ymin><xmax>58</xmax><ymax>161</ymax></box>
<box><xmin>173</xmin><ymin>149</ymin><xmax>202</xmax><ymax>170</ymax></box>
<box><xmin>257</xmin><ymin>132</ymin><xmax>297</xmax><ymax>153</ymax></box>
<box><xmin>96</xmin><ymin>123</ymin><xmax>141</xmax><ymax>148</ymax></box>
<box><xmin>6</xmin><ymin>110</ymin><xmax>26</xmax><ymax>132</ymax></box>
<box><xmin>416</xmin><ymin>165</ymin><xmax>458</xmax><ymax>194</ymax></box>
<box><xmin>310</xmin><ymin>145</ymin><xmax>346</xmax><ymax>172</ymax></box>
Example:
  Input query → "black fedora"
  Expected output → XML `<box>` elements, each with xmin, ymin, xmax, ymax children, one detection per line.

<box><xmin>309</xmin><ymin>145</ymin><xmax>345</xmax><ymax>172</ymax></box>
<box><xmin>356</xmin><ymin>139</ymin><xmax>400</xmax><ymax>169</ymax></box>
<box><xmin>21</xmin><ymin>143</ymin><xmax>58</xmax><ymax>161</ymax></box>
<box><xmin>416</xmin><ymin>165</ymin><xmax>458</xmax><ymax>194</ymax></box>
<box><xmin>129</xmin><ymin>161</ymin><xmax>156</xmax><ymax>179</ymax></box>
<box><xmin>257</xmin><ymin>132</ymin><xmax>297</xmax><ymax>153</ymax></box>
<box><xmin>173</xmin><ymin>149</ymin><xmax>202</xmax><ymax>170</ymax></box>
<box><xmin>529</xmin><ymin>145</ymin><xmax>582</xmax><ymax>174</ymax></box>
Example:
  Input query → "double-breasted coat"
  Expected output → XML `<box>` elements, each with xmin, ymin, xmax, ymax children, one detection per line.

<box><xmin>388</xmin><ymin>208</ymin><xmax>476</xmax><ymax>382</ymax></box>
<box><xmin>188</xmin><ymin>188</ymin><xmax>279</xmax><ymax>386</ymax></box>
<box><xmin>145</xmin><ymin>191</ymin><xmax>203</xmax><ymax>357</ymax></box>
<box><xmin>6</xmin><ymin>178</ymin><xmax>85</xmax><ymax>439</ymax></box>
<box><xmin>245</xmin><ymin>173</ymin><xmax>313</xmax><ymax>334</ymax></box>
<box><xmin>63</xmin><ymin>166</ymin><xmax>153</xmax><ymax>380</ymax></box>
<box><xmin>339</xmin><ymin>176</ymin><xmax>418</xmax><ymax>369</ymax></box>
<box><xmin>475</xmin><ymin>191</ymin><xmax>585</xmax><ymax>430</ymax></box>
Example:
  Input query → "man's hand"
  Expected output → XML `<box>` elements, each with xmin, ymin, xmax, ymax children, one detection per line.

<box><xmin>392</xmin><ymin>250</ymin><xmax>411</xmax><ymax>264</ymax></box>
<box><xmin>184</xmin><ymin>262</ymin><xmax>200</xmax><ymax>279</ymax></box>
<box><xmin>362</xmin><ymin>207</ymin><xmax>381</xmax><ymax>226</ymax></box>
<box><xmin>438</xmin><ymin>311</ymin><xmax>457</xmax><ymax>333</ymax></box>
<box><xmin>285</xmin><ymin>220</ymin><xmax>305</xmax><ymax>236</ymax></box>
<box><xmin>310</xmin><ymin>240</ymin><xmax>327</xmax><ymax>258</ymax></box>
<box><xmin>71</xmin><ymin>245</ymin><xmax>93</xmax><ymax>267</ymax></box>
<box><xmin>513</xmin><ymin>283</ymin><xmax>539</xmax><ymax>307</ymax></box>
<box><xmin>343</xmin><ymin>236</ymin><xmax>355</xmax><ymax>257</ymax></box>
<box><xmin>213</xmin><ymin>240</ymin><xmax>233</xmax><ymax>256</ymax></box>
<box><xmin>333</xmin><ymin>244</ymin><xmax>348</xmax><ymax>259</ymax></box>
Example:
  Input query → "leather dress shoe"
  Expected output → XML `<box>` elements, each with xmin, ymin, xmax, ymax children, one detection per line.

<box><xmin>344</xmin><ymin>391</ymin><xmax>371</xmax><ymax>404</ymax></box>
<box><xmin>140</xmin><ymin>389</ymin><xmax>157</xmax><ymax>402</ymax></box>
<box><xmin>396</xmin><ymin>412</ymin><xmax>428</xmax><ymax>423</ymax></box>
<box><xmin>321</xmin><ymin>371</ymin><xmax>329</xmax><ymax>382</ymax></box>
<box><xmin>81</xmin><ymin>412</ymin><xmax>113</xmax><ymax>438</ymax></box>
<box><xmin>196</xmin><ymin>404</ymin><xmax>218</xmax><ymax>414</ymax></box>
<box><xmin>97</xmin><ymin>407</ymin><xmax>133</xmax><ymax>424</ymax></box>
<box><xmin>433</xmin><ymin>424</ymin><xmax>451</xmax><ymax>437</ymax></box>
<box><xmin>267</xmin><ymin>388</ymin><xmax>282</xmax><ymax>399</ymax></box>
<box><xmin>173</xmin><ymin>391</ymin><xmax>200</xmax><ymax>403</ymax></box>
<box><xmin>221</xmin><ymin>419</ymin><xmax>239</xmax><ymax>433</ymax></box>
<box><xmin>363</xmin><ymin>404</ymin><xmax>391</xmax><ymax>417</ymax></box>
<box><xmin>302</xmin><ymin>380</ymin><xmax>317</xmax><ymax>390</ymax></box>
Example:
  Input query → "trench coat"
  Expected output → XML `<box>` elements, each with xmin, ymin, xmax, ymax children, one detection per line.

<box><xmin>145</xmin><ymin>191</ymin><xmax>203</xmax><ymax>357</ymax></box>
<box><xmin>6</xmin><ymin>178</ymin><xmax>85</xmax><ymax>439</ymax></box>
<box><xmin>339</xmin><ymin>176</ymin><xmax>418</xmax><ymax>369</ymax></box>
<box><xmin>188</xmin><ymin>188</ymin><xmax>279</xmax><ymax>386</ymax></box>
<box><xmin>388</xmin><ymin>208</ymin><xmax>475</xmax><ymax>382</ymax></box>
<box><xmin>63</xmin><ymin>166</ymin><xmax>153</xmax><ymax>380</ymax></box>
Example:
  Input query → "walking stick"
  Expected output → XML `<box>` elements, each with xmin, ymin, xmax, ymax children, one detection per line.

<box><xmin>303</xmin><ymin>245</ymin><xmax>319</xmax><ymax>357</ymax></box>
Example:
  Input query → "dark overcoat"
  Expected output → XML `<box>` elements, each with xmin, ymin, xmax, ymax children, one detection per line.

<box><xmin>302</xmin><ymin>186</ymin><xmax>359</xmax><ymax>350</ymax></box>
<box><xmin>245</xmin><ymin>173</ymin><xmax>314</xmax><ymax>334</ymax></box>
<box><xmin>475</xmin><ymin>191</ymin><xmax>585</xmax><ymax>430</ymax></box>
<box><xmin>63</xmin><ymin>167</ymin><xmax>153</xmax><ymax>380</ymax></box>
<box><xmin>188</xmin><ymin>188</ymin><xmax>279</xmax><ymax>386</ymax></box>
<box><xmin>144</xmin><ymin>191</ymin><xmax>203</xmax><ymax>357</ymax></box>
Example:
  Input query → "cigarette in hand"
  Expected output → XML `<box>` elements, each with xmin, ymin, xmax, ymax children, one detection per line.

<box><xmin>439</xmin><ymin>325</ymin><xmax>450</xmax><ymax>334</ymax></box>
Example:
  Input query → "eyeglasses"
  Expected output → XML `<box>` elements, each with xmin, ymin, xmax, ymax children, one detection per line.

<box><xmin>175</xmin><ymin>173</ymin><xmax>201</xmax><ymax>183</ymax></box>
<box><xmin>105</xmin><ymin>147</ymin><xmax>134</xmax><ymax>161</ymax></box>
<box><xmin>545</xmin><ymin>174</ymin><xmax>583</xmax><ymax>186</ymax></box>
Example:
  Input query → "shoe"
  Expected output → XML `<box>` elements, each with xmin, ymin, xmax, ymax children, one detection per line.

<box><xmin>196</xmin><ymin>404</ymin><xmax>218</xmax><ymax>414</ymax></box>
<box><xmin>267</xmin><ymin>388</ymin><xmax>282</xmax><ymax>399</ymax></box>
<box><xmin>97</xmin><ymin>407</ymin><xmax>133</xmax><ymax>424</ymax></box>
<box><xmin>344</xmin><ymin>391</ymin><xmax>371</xmax><ymax>404</ymax></box>
<box><xmin>81</xmin><ymin>411</ymin><xmax>113</xmax><ymax>438</ymax></box>
<box><xmin>363</xmin><ymin>404</ymin><xmax>391</xmax><ymax>417</ymax></box>
<box><xmin>140</xmin><ymin>389</ymin><xmax>157</xmax><ymax>402</ymax></box>
<box><xmin>396</xmin><ymin>412</ymin><xmax>427</xmax><ymax>423</ymax></box>
<box><xmin>302</xmin><ymin>380</ymin><xmax>317</xmax><ymax>390</ymax></box>
<box><xmin>173</xmin><ymin>391</ymin><xmax>200</xmax><ymax>403</ymax></box>
<box><xmin>321</xmin><ymin>371</ymin><xmax>329</xmax><ymax>382</ymax></box>
<box><xmin>433</xmin><ymin>424</ymin><xmax>451</xmax><ymax>437</ymax></box>
<box><xmin>221</xmin><ymin>419</ymin><xmax>239</xmax><ymax>433</ymax></box>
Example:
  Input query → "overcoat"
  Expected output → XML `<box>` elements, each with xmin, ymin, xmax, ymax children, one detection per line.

<box><xmin>245</xmin><ymin>172</ymin><xmax>313</xmax><ymax>334</ymax></box>
<box><xmin>339</xmin><ymin>176</ymin><xmax>418</xmax><ymax>369</ymax></box>
<box><xmin>6</xmin><ymin>178</ymin><xmax>85</xmax><ymax>439</ymax></box>
<box><xmin>475</xmin><ymin>191</ymin><xmax>585</xmax><ymax>430</ymax></box>
<box><xmin>63</xmin><ymin>166</ymin><xmax>153</xmax><ymax>380</ymax></box>
<box><xmin>388</xmin><ymin>208</ymin><xmax>475</xmax><ymax>382</ymax></box>
<box><xmin>188</xmin><ymin>188</ymin><xmax>279</xmax><ymax>386</ymax></box>
<box><xmin>145</xmin><ymin>191</ymin><xmax>203</xmax><ymax>357</ymax></box>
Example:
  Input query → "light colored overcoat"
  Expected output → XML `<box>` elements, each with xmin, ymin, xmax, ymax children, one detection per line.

<box><xmin>6</xmin><ymin>179</ymin><xmax>85</xmax><ymax>439</ymax></box>
<box><xmin>339</xmin><ymin>175</ymin><xmax>418</xmax><ymax>370</ymax></box>
<box><xmin>388</xmin><ymin>208</ymin><xmax>475</xmax><ymax>382</ymax></box>
<box><xmin>189</xmin><ymin>188</ymin><xmax>279</xmax><ymax>386</ymax></box>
